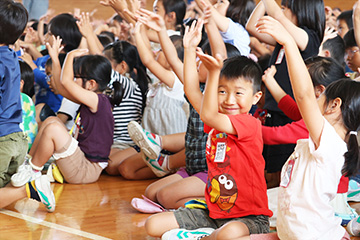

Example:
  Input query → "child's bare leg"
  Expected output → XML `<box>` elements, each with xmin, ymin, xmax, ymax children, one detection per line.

<box><xmin>0</xmin><ymin>185</ymin><xmax>26</xmax><ymax>208</ymax></box>
<box><xmin>161</xmin><ymin>132</ymin><xmax>186</xmax><ymax>152</ymax></box>
<box><xmin>156</xmin><ymin>176</ymin><xmax>205</xmax><ymax>209</ymax></box>
<box><xmin>167</xmin><ymin>149</ymin><xmax>186</xmax><ymax>169</ymax></box>
<box><xmin>29</xmin><ymin>116</ymin><xmax>66</xmax><ymax>156</ymax></box>
<box><xmin>145</xmin><ymin>173</ymin><xmax>183</xmax><ymax>202</ymax></box>
<box><xmin>118</xmin><ymin>153</ymin><xmax>157</xmax><ymax>180</ymax></box>
<box><xmin>203</xmin><ymin>221</ymin><xmax>250</xmax><ymax>240</ymax></box>
<box><xmin>106</xmin><ymin>147</ymin><xmax>138</xmax><ymax>175</ymax></box>
<box><xmin>30</xmin><ymin>117</ymin><xmax>72</xmax><ymax>168</ymax></box>
<box><xmin>145</xmin><ymin>212</ymin><xmax>180</xmax><ymax>237</ymax></box>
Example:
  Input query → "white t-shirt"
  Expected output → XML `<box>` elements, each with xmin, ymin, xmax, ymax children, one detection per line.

<box><xmin>57</xmin><ymin>97</ymin><xmax>80</xmax><ymax>130</ymax></box>
<box><xmin>220</xmin><ymin>19</ymin><xmax>250</xmax><ymax>56</ymax></box>
<box><xmin>277</xmin><ymin>119</ymin><xmax>347</xmax><ymax>240</ymax></box>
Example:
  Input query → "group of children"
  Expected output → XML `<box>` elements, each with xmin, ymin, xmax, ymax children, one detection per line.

<box><xmin>1</xmin><ymin>0</ymin><xmax>360</xmax><ymax>239</ymax></box>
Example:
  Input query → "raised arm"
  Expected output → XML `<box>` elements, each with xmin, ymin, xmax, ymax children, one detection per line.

<box><xmin>194</xmin><ymin>0</ymin><xmax>229</xmax><ymax>33</ymax></box>
<box><xmin>203</xmin><ymin>4</ymin><xmax>227</xmax><ymax>59</ymax></box>
<box><xmin>47</xmin><ymin>37</ymin><xmax>98</xmax><ymax>111</ymax></box>
<box><xmin>133</xmin><ymin>21</ymin><xmax>175</xmax><ymax>87</ymax></box>
<box><xmin>353</xmin><ymin>0</ymin><xmax>360</xmax><ymax>47</ymax></box>
<box><xmin>261</xmin><ymin>0</ymin><xmax>310</xmax><ymax>51</ymax></box>
<box><xmin>183</xmin><ymin>19</ymin><xmax>204</xmax><ymax>114</ymax></box>
<box><xmin>262</xmin><ymin>65</ymin><xmax>286</xmax><ymax>103</ymax></box>
<box><xmin>246</xmin><ymin>1</ymin><xmax>277</xmax><ymax>46</ymax></box>
<box><xmin>137</xmin><ymin>8</ymin><xmax>184</xmax><ymax>83</ymax></box>
<box><xmin>198</xmin><ymin>51</ymin><xmax>236</xmax><ymax>134</ymax></box>
<box><xmin>256</xmin><ymin>16</ymin><xmax>323</xmax><ymax>147</ymax></box>
<box><xmin>76</xmin><ymin>12</ymin><xmax>104</xmax><ymax>55</ymax></box>
<box><xmin>100</xmin><ymin>0</ymin><xmax>136</xmax><ymax>26</ymax></box>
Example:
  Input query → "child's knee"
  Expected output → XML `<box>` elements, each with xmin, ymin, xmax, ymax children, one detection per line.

<box><xmin>216</xmin><ymin>221</ymin><xmax>249</xmax><ymax>239</ymax></box>
<box><xmin>156</xmin><ymin>187</ymin><xmax>172</xmax><ymax>208</ymax></box>
<box><xmin>118</xmin><ymin>161</ymin><xmax>137</xmax><ymax>179</ymax></box>
<box><xmin>144</xmin><ymin>185</ymin><xmax>157</xmax><ymax>201</ymax></box>
<box><xmin>144</xmin><ymin>215</ymin><xmax>160</xmax><ymax>237</ymax></box>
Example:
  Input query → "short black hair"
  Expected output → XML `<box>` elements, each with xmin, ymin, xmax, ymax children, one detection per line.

<box><xmin>322</xmin><ymin>35</ymin><xmax>345</xmax><ymax>67</ymax></box>
<box><xmin>220</xmin><ymin>56</ymin><xmax>262</xmax><ymax>93</ymax></box>
<box><xmin>0</xmin><ymin>0</ymin><xmax>28</xmax><ymax>45</ymax></box>
<box><xmin>19</xmin><ymin>60</ymin><xmax>34</xmax><ymax>97</ymax></box>
<box><xmin>337</xmin><ymin>10</ymin><xmax>354</xmax><ymax>29</ymax></box>
<box><xmin>343</xmin><ymin>28</ymin><xmax>357</xmax><ymax>49</ymax></box>
<box><xmin>48</xmin><ymin>13</ymin><xmax>82</xmax><ymax>53</ymax></box>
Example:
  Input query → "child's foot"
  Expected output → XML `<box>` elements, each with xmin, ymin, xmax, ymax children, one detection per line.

<box><xmin>26</xmin><ymin>175</ymin><xmax>56</xmax><ymax>212</ymax></box>
<box><xmin>11</xmin><ymin>163</ymin><xmax>42</xmax><ymax>187</ymax></box>
<box><xmin>141</xmin><ymin>152</ymin><xmax>170</xmax><ymax>177</ymax></box>
<box><xmin>127</xmin><ymin>121</ymin><xmax>162</xmax><ymax>159</ymax></box>
<box><xmin>161</xmin><ymin>228</ymin><xmax>214</xmax><ymax>240</ymax></box>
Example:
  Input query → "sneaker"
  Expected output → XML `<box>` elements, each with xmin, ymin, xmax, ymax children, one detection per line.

<box><xmin>11</xmin><ymin>164</ymin><xmax>41</xmax><ymax>187</ymax></box>
<box><xmin>161</xmin><ymin>228</ymin><xmax>214</xmax><ymax>240</ymax></box>
<box><xmin>347</xmin><ymin>216</ymin><xmax>360</xmax><ymax>236</ymax></box>
<box><xmin>141</xmin><ymin>151</ymin><xmax>170</xmax><ymax>177</ymax></box>
<box><xmin>348</xmin><ymin>180</ymin><xmax>360</xmax><ymax>202</ymax></box>
<box><xmin>128</xmin><ymin>121</ymin><xmax>162</xmax><ymax>159</ymax></box>
<box><xmin>26</xmin><ymin>175</ymin><xmax>56</xmax><ymax>212</ymax></box>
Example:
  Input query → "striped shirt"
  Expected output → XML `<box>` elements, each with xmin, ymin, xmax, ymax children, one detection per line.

<box><xmin>109</xmin><ymin>70</ymin><xmax>144</xmax><ymax>145</ymax></box>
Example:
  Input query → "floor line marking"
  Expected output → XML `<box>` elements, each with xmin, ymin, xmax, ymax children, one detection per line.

<box><xmin>0</xmin><ymin>209</ymin><xmax>112</xmax><ymax>240</ymax></box>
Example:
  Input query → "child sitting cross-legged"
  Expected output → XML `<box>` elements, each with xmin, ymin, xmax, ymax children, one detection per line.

<box><xmin>145</xmin><ymin>22</ymin><xmax>272</xmax><ymax>239</ymax></box>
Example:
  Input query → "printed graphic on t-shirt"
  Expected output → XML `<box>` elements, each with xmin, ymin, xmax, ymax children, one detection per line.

<box><xmin>209</xmin><ymin>173</ymin><xmax>238</xmax><ymax>212</ymax></box>
<box><xmin>207</xmin><ymin>131</ymin><xmax>238</xmax><ymax>212</ymax></box>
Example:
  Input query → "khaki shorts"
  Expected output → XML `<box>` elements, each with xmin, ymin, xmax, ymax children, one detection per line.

<box><xmin>0</xmin><ymin>132</ymin><xmax>27</xmax><ymax>187</ymax></box>
<box><xmin>174</xmin><ymin>208</ymin><xmax>269</xmax><ymax>234</ymax></box>
<box><xmin>54</xmin><ymin>138</ymin><xmax>104</xmax><ymax>184</ymax></box>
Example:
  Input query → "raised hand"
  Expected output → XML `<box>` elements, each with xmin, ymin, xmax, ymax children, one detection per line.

<box><xmin>76</xmin><ymin>12</ymin><xmax>94</xmax><ymax>38</ymax></box>
<box><xmin>255</xmin><ymin>16</ymin><xmax>293</xmax><ymax>46</ymax></box>
<box><xmin>135</xmin><ymin>8</ymin><xmax>165</xmax><ymax>32</ymax></box>
<box><xmin>46</xmin><ymin>36</ymin><xmax>64</xmax><ymax>60</ymax></box>
<box><xmin>262</xmin><ymin>65</ymin><xmax>277</xmax><ymax>84</ymax></box>
<box><xmin>196</xmin><ymin>49</ymin><xmax>223</xmax><ymax>72</ymax></box>
<box><xmin>183</xmin><ymin>19</ymin><xmax>204</xmax><ymax>49</ymax></box>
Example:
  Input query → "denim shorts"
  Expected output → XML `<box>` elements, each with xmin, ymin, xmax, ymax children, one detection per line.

<box><xmin>174</xmin><ymin>207</ymin><xmax>270</xmax><ymax>234</ymax></box>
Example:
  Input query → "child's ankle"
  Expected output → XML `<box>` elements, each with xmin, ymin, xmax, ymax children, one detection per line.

<box><xmin>29</xmin><ymin>158</ymin><xmax>44</xmax><ymax>172</ymax></box>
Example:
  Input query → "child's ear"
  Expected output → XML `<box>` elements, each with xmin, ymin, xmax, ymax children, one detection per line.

<box><xmin>252</xmin><ymin>91</ymin><xmax>263</xmax><ymax>105</ymax></box>
<box><xmin>166</xmin><ymin>12</ymin><xmax>176</xmax><ymax>24</ymax></box>
<box><xmin>325</xmin><ymin>97</ymin><xmax>342</xmax><ymax>114</ymax></box>
<box><xmin>314</xmin><ymin>85</ymin><xmax>325</xmax><ymax>98</ymax></box>
<box><xmin>86</xmin><ymin>79</ymin><xmax>98</xmax><ymax>91</ymax></box>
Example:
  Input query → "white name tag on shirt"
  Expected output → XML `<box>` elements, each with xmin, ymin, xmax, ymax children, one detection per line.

<box><xmin>214</xmin><ymin>142</ymin><xmax>226</xmax><ymax>162</ymax></box>
<box><xmin>275</xmin><ymin>47</ymin><xmax>285</xmax><ymax>65</ymax></box>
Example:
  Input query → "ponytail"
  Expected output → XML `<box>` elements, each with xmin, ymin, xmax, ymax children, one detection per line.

<box><xmin>109</xmin><ymin>81</ymin><xmax>124</xmax><ymax>107</ymax></box>
<box><xmin>131</xmin><ymin>65</ymin><xmax>149</xmax><ymax>113</ymax></box>
<box><xmin>343</xmin><ymin>132</ymin><xmax>360</xmax><ymax>177</ymax></box>
<box><xmin>324</xmin><ymin>79</ymin><xmax>360</xmax><ymax>177</ymax></box>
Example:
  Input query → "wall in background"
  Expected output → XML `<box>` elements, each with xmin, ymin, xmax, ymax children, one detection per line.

<box><xmin>44</xmin><ymin>0</ymin><xmax>357</xmax><ymax>23</ymax></box>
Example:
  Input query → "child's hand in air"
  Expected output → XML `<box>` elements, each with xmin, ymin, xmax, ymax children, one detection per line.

<box><xmin>76</xmin><ymin>12</ymin><xmax>94</xmax><ymax>39</ymax></box>
<box><xmin>68</xmin><ymin>48</ymin><xmax>89</xmax><ymax>59</ymax></box>
<box><xmin>46</xmin><ymin>36</ymin><xmax>64</xmax><ymax>60</ymax></box>
<box><xmin>135</xmin><ymin>8</ymin><xmax>165</xmax><ymax>32</ymax></box>
<box><xmin>262</xmin><ymin>65</ymin><xmax>277</xmax><ymax>85</ymax></box>
<box><xmin>196</xmin><ymin>49</ymin><xmax>223</xmax><ymax>73</ymax></box>
<box><xmin>183</xmin><ymin>19</ymin><xmax>204</xmax><ymax>49</ymax></box>
<box><xmin>101</xmin><ymin>0</ymin><xmax>128</xmax><ymax>13</ymax></box>
<box><xmin>255</xmin><ymin>16</ymin><xmax>293</xmax><ymax>47</ymax></box>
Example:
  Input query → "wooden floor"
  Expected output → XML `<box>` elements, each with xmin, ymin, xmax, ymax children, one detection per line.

<box><xmin>1</xmin><ymin>174</ymin><xmax>158</xmax><ymax>240</ymax></box>
<box><xmin>1</xmin><ymin>173</ymin><xmax>360</xmax><ymax>240</ymax></box>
